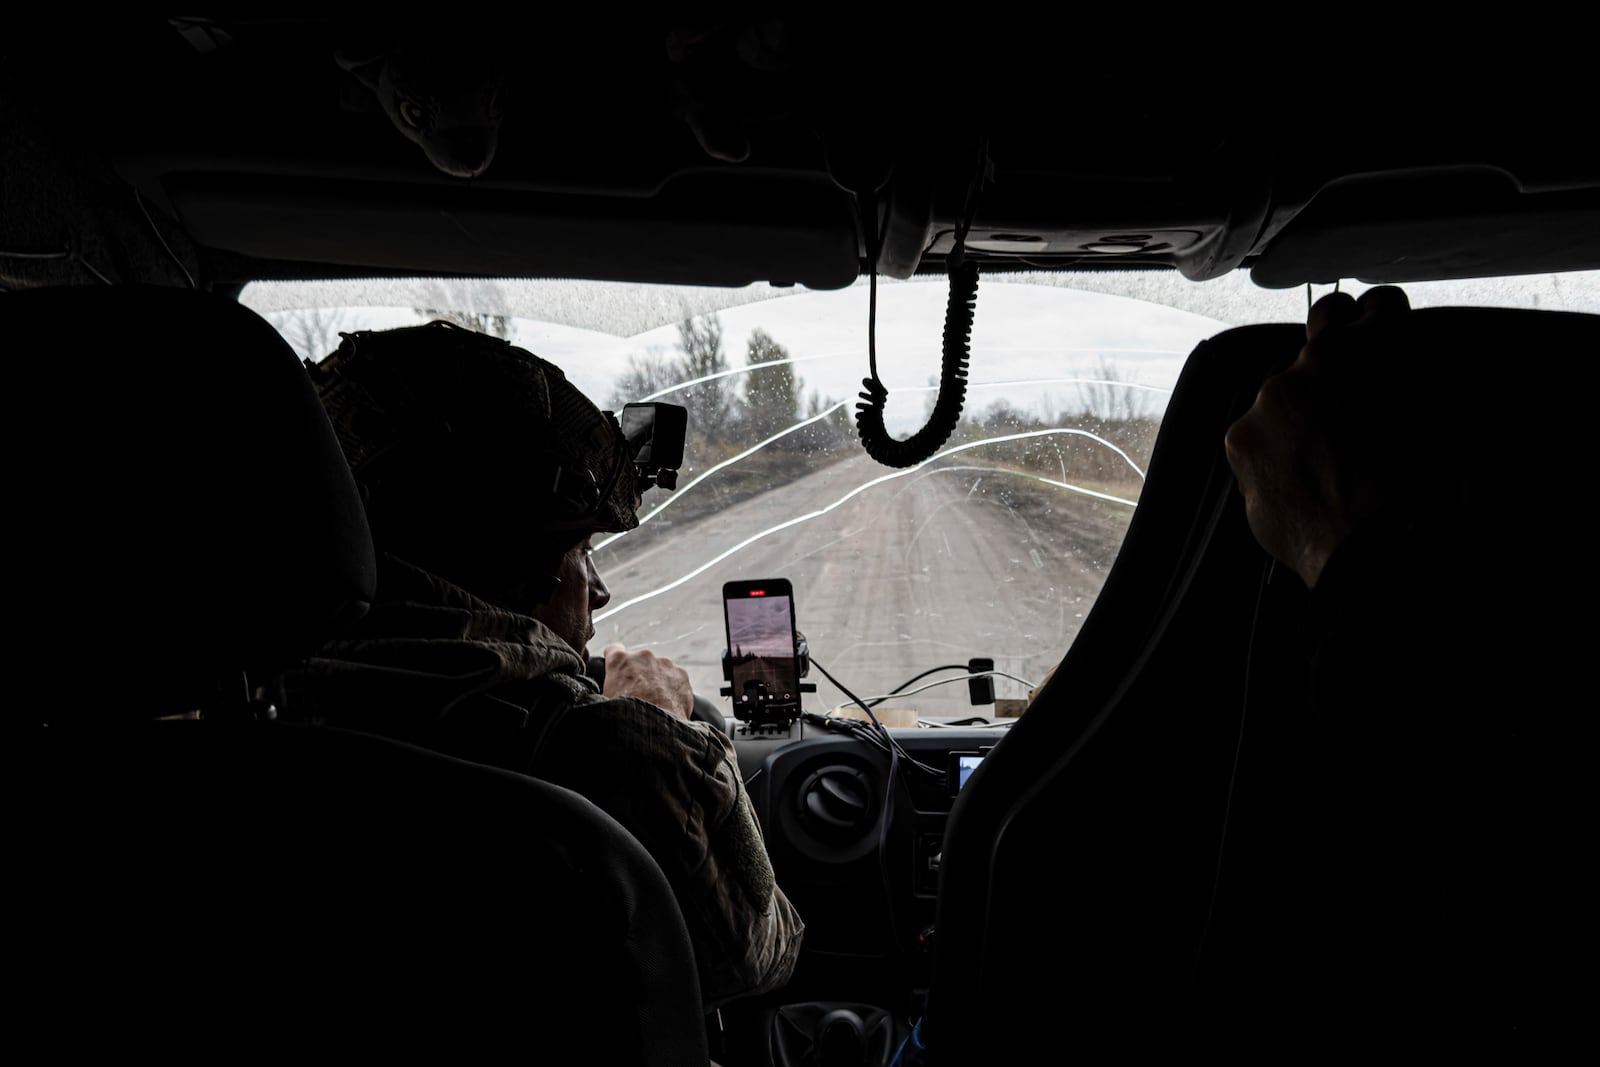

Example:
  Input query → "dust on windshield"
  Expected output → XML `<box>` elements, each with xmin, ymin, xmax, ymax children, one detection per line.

<box><xmin>243</xmin><ymin>270</ymin><xmax>1600</xmax><ymax>721</ymax></box>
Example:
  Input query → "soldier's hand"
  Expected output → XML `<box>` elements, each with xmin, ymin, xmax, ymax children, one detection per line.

<box><xmin>601</xmin><ymin>642</ymin><xmax>694</xmax><ymax>721</ymax></box>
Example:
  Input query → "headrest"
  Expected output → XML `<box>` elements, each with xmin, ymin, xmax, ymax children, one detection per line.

<box><xmin>6</xmin><ymin>285</ymin><xmax>376</xmax><ymax>720</ymax></box>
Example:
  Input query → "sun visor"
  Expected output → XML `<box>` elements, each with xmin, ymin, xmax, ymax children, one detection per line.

<box><xmin>1251</xmin><ymin>168</ymin><xmax>1600</xmax><ymax>288</ymax></box>
<box><xmin>164</xmin><ymin>171</ymin><xmax>862</xmax><ymax>290</ymax></box>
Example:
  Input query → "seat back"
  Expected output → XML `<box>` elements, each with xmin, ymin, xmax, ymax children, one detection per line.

<box><xmin>922</xmin><ymin>307</ymin><xmax>1596</xmax><ymax>1057</ymax></box>
<box><xmin>8</xmin><ymin>285</ymin><xmax>708</xmax><ymax>1064</ymax></box>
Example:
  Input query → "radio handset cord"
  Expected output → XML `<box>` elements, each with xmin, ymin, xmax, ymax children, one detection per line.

<box><xmin>854</xmin><ymin>138</ymin><xmax>989</xmax><ymax>469</ymax></box>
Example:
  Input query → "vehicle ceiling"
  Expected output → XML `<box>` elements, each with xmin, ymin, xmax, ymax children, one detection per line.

<box><xmin>3</xmin><ymin>14</ymin><xmax>1596</xmax><ymax>294</ymax></box>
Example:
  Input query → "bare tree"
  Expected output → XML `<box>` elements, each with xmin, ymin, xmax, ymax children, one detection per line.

<box><xmin>980</xmin><ymin>398</ymin><xmax>1033</xmax><ymax>430</ymax></box>
<box><xmin>742</xmin><ymin>328</ymin><xmax>801</xmax><ymax>443</ymax></box>
<box><xmin>1077</xmin><ymin>355</ymin><xmax>1155</xmax><ymax>422</ymax></box>
<box><xmin>675</xmin><ymin>312</ymin><xmax>734</xmax><ymax>442</ymax></box>
<box><xmin>274</xmin><ymin>305</ymin><xmax>351</xmax><ymax>363</ymax></box>
<box><xmin>795</xmin><ymin>389</ymin><xmax>854</xmax><ymax>453</ymax></box>
<box><xmin>610</xmin><ymin>346</ymin><xmax>679</xmax><ymax>408</ymax></box>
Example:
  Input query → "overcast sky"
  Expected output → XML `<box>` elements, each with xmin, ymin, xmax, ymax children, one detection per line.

<box><xmin>243</xmin><ymin>269</ymin><xmax>1600</xmax><ymax>433</ymax></box>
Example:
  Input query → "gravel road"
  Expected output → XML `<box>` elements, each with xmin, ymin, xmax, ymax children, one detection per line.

<box><xmin>592</xmin><ymin>451</ymin><xmax>1135</xmax><ymax>719</ymax></box>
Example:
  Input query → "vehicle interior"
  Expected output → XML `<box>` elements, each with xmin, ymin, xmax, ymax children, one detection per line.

<box><xmin>7</xmin><ymin>13</ymin><xmax>1594</xmax><ymax>1064</ymax></box>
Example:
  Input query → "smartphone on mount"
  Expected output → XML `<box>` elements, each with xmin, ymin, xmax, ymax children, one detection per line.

<box><xmin>722</xmin><ymin>578</ymin><xmax>802</xmax><ymax>725</ymax></box>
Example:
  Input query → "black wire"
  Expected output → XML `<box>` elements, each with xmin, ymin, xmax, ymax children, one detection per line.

<box><xmin>852</xmin><ymin>136</ymin><xmax>989</xmax><ymax>470</ymax></box>
<box><xmin>809</xmin><ymin>656</ymin><xmax>891</xmax><ymax>733</ymax></box>
<box><xmin>887</xmin><ymin>663</ymin><xmax>971</xmax><ymax>695</ymax></box>
<box><xmin>868</xmin><ymin>266</ymin><xmax>879</xmax><ymax>383</ymax></box>
<box><xmin>805</xmin><ymin>707</ymin><xmax>899</xmax><ymax>762</ymax></box>
<box><xmin>863</xmin><ymin>182</ymin><xmax>884</xmax><ymax>386</ymax></box>
<box><xmin>804</xmin><ymin>713</ymin><xmax>941</xmax><ymax>774</ymax></box>
<box><xmin>865</xmin><ymin>663</ymin><xmax>970</xmax><ymax>708</ymax></box>
<box><xmin>953</xmin><ymin>140</ymin><xmax>989</xmax><ymax>247</ymax></box>
<box><xmin>919</xmin><ymin>143</ymin><xmax>989</xmax><ymax>260</ymax></box>
<box><xmin>853</xmin><ymin>260</ymin><xmax>977</xmax><ymax>468</ymax></box>
<box><xmin>809</xmin><ymin>656</ymin><xmax>931</xmax><ymax>960</ymax></box>
<box><xmin>808</xmin><ymin>657</ymin><xmax>945</xmax><ymax>779</ymax></box>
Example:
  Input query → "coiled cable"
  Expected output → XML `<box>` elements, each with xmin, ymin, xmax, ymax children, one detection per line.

<box><xmin>853</xmin><ymin>137</ymin><xmax>988</xmax><ymax>469</ymax></box>
<box><xmin>854</xmin><ymin>258</ymin><xmax>978</xmax><ymax>468</ymax></box>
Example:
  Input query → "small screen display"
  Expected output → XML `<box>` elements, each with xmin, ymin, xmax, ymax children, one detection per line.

<box><xmin>956</xmin><ymin>753</ymin><xmax>983</xmax><ymax>789</ymax></box>
<box><xmin>949</xmin><ymin>750</ymin><xmax>987</xmax><ymax>795</ymax></box>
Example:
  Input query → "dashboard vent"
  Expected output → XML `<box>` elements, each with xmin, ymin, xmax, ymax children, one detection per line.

<box><xmin>797</xmin><ymin>764</ymin><xmax>875</xmax><ymax>841</ymax></box>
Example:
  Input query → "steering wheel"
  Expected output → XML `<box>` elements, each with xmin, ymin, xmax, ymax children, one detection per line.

<box><xmin>691</xmin><ymin>693</ymin><xmax>727</xmax><ymax>730</ymax></box>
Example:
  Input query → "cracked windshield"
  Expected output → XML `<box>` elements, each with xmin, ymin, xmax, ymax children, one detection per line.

<box><xmin>243</xmin><ymin>270</ymin><xmax>1599</xmax><ymax>722</ymax></box>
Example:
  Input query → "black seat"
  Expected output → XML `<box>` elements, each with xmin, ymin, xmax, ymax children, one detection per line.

<box><xmin>8</xmin><ymin>284</ymin><xmax>708</xmax><ymax>1064</ymax></box>
<box><xmin>920</xmin><ymin>307</ymin><xmax>1595</xmax><ymax>1058</ymax></box>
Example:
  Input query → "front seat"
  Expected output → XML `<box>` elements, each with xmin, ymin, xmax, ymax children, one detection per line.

<box><xmin>7</xmin><ymin>284</ymin><xmax>709</xmax><ymax>1064</ymax></box>
<box><xmin>919</xmin><ymin>306</ymin><xmax>1595</xmax><ymax>1059</ymax></box>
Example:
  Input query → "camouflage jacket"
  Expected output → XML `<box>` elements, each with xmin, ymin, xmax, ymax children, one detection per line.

<box><xmin>268</xmin><ymin>554</ymin><xmax>803</xmax><ymax>1011</ymax></box>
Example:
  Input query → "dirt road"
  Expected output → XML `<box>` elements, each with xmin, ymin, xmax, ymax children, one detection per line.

<box><xmin>593</xmin><ymin>452</ymin><xmax>1135</xmax><ymax>719</ymax></box>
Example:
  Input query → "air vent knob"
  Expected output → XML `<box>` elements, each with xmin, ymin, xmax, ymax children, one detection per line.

<box><xmin>798</xmin><ymin>765</ymin><xmax>873</xmax><ymax>837</ymax></box>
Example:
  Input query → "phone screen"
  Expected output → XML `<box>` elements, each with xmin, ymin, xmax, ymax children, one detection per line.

<box><xmin>723</xmin><ymin>580</ymin><xmax>801</xmax><ymax>714</ymax></box>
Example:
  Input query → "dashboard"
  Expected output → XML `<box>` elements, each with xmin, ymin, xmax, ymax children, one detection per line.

<box><xmin>724</xmin><ymin>716</ymin><xmax>1005</xmax><ymax>1008</ymax></box>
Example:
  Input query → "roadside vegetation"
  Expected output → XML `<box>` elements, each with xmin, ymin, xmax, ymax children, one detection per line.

<box><xmin>603</xmin><ymin>312</ymin><xmax>1162</xmax><ymax>552</ymax></box>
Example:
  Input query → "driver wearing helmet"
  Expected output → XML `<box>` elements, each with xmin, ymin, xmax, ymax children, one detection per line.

<box><xmin>268</xmin><ymin>320</ymin><xmax>803</xmax><ymax>1011</ymax></box>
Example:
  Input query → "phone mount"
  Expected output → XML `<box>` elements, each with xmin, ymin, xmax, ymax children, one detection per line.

<box><xmin>721</xmin><ymin>630</ymin><xmax>816</xmax><ymax>730</ymax></box>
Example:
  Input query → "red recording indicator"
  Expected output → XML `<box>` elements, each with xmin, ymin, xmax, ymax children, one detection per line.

<box><xmin>749</xmin><ymin>589</ymin><xmax>766</xmax><ymax>596</ymax></box>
